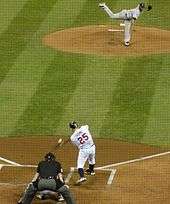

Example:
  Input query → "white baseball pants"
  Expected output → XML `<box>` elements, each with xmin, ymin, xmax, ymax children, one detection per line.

<box><xmin>102</xmin><ymin>5</ymin><xmax>133</xmax><ymax>43</ymax></box>
<box><xmin>77</xmin><ymin>145</ymin><xmax>95</xmax><ymax>169</ymax></box>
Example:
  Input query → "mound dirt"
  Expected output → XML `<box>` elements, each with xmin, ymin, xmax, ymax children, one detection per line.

<box><xmin>42</xmin><ymin>25</ymin><xmax>170</xmax><ymax>56</ymax></box>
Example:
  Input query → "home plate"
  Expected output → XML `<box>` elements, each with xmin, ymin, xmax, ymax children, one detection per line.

<box><xmin>108</xmin><ymin>29</ymin><xmax>124</xmax><ymax>32</ymax></box>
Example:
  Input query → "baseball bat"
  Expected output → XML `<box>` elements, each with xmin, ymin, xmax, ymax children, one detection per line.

<box><xmin>51</xmin><ymin>138</ymin><xmax>70</xmax><ymax>152</ymax></box>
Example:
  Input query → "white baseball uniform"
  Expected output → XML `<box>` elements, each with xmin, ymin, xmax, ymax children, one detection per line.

<box><xmin>101</xmin><ymin>4</ymin><xmax>143</xmax><ymax>43</ymax></box>
<box><xmin>70</xmin><ymin>125</ymin><xmax>95</xmax><ymax>169</ymax></box>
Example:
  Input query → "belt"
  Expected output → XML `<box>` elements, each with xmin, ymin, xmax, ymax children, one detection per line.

<box><xmin>80</xmin><ymin>144</ymin><xmax>95</xmax><ymax>149</ymax></box>
<box><xmin>41</xmin><ymin>176</ymin><xmax>55</xmax><ymax>179</ymax></box>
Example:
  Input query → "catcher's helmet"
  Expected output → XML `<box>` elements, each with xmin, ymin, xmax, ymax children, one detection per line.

<box><xmin>45</xmin><ymin>152</ymin><xmax>56</xmax><ymax>161</ymax></box>
<box><xmin>69</xmin><ymin>121</ymin><xmax>78</xmax><ymax>129</ymax></box>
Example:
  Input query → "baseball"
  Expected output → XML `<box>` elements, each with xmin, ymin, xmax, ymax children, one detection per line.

<box><xmin>58</xmin><ymin>138</ymin><xmax>62</xmax><ymax>144</ymax></box>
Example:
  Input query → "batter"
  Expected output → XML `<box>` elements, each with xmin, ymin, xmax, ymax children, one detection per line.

<box><xmin>69</xmin><ymin>121</ymin><xmax>96</xmax><ymax>184</ymax></box>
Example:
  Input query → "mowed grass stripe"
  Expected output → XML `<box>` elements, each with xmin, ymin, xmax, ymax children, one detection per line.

<box><xmin>12</xmin><ymin>0</ymin><xmax>153</xmax><ymax>137</ymax></box>
<box><xmin>97</xmin><ymin>0</ymin><xmax>170</xmax><ymax>29</ymax></box>
<box><xmin>100</xmin><ymin>56</ymin><xmax>163</xmax><ymax>141</ymax></box>
<box><xmin>5</xmin><ymin>1</ymin><xmax>88</xmax><ymax>136</ymax></box>
<box><xmin>0</xmin><ymin>0</ymin><xmax>28</xmax><ymax>34</ymax></box>
<box><xmin>38</xmin><ymin>0</ymin><xmax>87</xmax><ymax>31</ymax></box>
<box><xmin>143</xmin><ymin>0</ymin><xmax>170</xmax><ymax>29</ymax></box>
<box><xmin>0</xmin><ymin>47</ymin><xmax>57</xmax><ymax>136</ymax></box>
<box><xmin>73</xmin><ymin>0</ymin><xmax>139</xmax><ymax>26</ymax></box>
<box><xmin>143</xmin><ymin>55</ymin><xmax>170</xmax><ymax>146</ymax></box>
<box><xmin>73</xmin><ymin>0</ymin><xmax>106</xmax><ymax>26</ymax></box>
<box><xmin>0</xmin><ymin>0</ymin><xmax>58</xmax><ymax>83</ymax></box>
<box><xmin>14</xmin><ymin>54</ymin><xmax>85</xmax><ymax>135</ymax></box>
<box><xmin>54</xmin><ymin>1</ymin><xmax>124</xmax><ymax>135</ymax></box>
<box><xmin>55</xmin><ymin>57</ymin><xmax>125</xmax><ymax>136</ymax></box>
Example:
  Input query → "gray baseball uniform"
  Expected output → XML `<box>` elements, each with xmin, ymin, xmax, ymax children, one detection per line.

<box><xmin>99</xmin><ymin>3</ymin><xmax>144</xmax><ymax>45</ymax></box>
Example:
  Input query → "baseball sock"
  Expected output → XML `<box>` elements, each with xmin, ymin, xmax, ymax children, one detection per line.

<box><xmin>89</xmin><ymin>164</ymin><xmax>95</xmax><ymax>172</ymax></box>
<box><xmin>78</xmin><ymin>168</ymin><xmax>84</xmax><ymax>177</ymax></box>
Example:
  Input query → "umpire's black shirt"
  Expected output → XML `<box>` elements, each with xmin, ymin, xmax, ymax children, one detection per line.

<box><xmin>37</xmin><ymin>160</ymin><xmax>64</xmax><ymax>189</ymax></box>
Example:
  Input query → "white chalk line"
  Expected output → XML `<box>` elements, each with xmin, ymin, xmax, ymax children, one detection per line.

<box><xmin>0</xmin><ymin>170</ymin><xmax>116</xmax><ymax>188</ymax></box>
<box><xmin>0</xmin><ymin>164</ymin><xmax>37</xmax><ymax>169</ymax></box>
<box><xmin>0</xmin><ymin>164</ymin><xmax>116</xmax><ymax>185</ymax></box>
<box><xmin>67</xmin><ymin>167</ymin><xmax>116</xmax><ymax>185</ymax></box>
<box><xmin>107</xmin><ymin>169</ymin><xmax>116</xmax><ymax>185</ymax></box>
<box><xmin>65</xmin><ymin>167</ymin><xmax>75</xmax><ymax>184</ymax></box>
<box><xmin>0</xmin><ymin>156</ymin><xmax>22</xmax><ymax>166</ymax></box>
<box><xmin>2</xmin><ymin>151</ymin><xmax>169</xmax><ymax>186</ymax></box>
<box><xmin>108</xmin><ymin>29</ymin><xmax>123</xmax><ymax>31</ymax></box>
<box><xmin>0</xmin><ymin>182</ymin><xmax>26</xmax><ymax>187</ymax></box>
<box><xmin>0</xmin><ymin>164</ymin><xmax>3</xmax><ymax>170</ymax></box>
<box><xmin>96</xmin><ymin>151</ymin><xmax>170</xmax><ymax>170</ymax></box>
<box><xmin>0</xmin><ymin>157</ymin><xmax>115</xmax><ymax>186</ymax></box>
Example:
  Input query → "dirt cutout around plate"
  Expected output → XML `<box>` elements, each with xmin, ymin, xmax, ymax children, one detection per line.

<box><xmin>0</xmin><ymin>137</ymin><xmax>169</xmax><ymax>204</ymax></box>
<box><xmin>42</xmin><ymin>25</ymin><xmax>170</xmax><ymax>56</ymax></box>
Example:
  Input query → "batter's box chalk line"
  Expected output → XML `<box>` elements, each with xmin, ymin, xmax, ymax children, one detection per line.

<box><xmin>108</xmin><ymin>29</ymin><xmax>124</xmax><ymax>32</ymax></box>
<box><xmin>0</xmin><ymin>155</ymin><xmax>38</xmax><ymax>169</ymax></box>
<box><xmin>65</xmin><ymin>167</ymin><xmax>117</xmax><ymax>185</ymax></box>
<box><xmin>0</xmin><ymin>156</ymin><xmax>22</xmax><ymax>166</ymax></box>
<box><xmin>1</xmin><ymin>151</ymin><xmax>170</xmax><ymax>186</ymax></box>
<box><xmin>96</xmin><ymin>151</ymin><xmax>170</xmax><ymax>169</ymax></box>
<box><xmin>0</xmin><ymin>182</ymin><xmax>27</xmax><ymax>187</ymax></box>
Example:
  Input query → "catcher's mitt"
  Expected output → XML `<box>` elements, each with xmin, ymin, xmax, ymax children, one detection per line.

<box><xmin>147</xmin><ymin>5</ymin><xmax>152</xmax><ymax>11</ymax></box>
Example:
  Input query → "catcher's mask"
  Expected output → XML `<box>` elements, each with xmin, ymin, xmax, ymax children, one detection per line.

<box><xmin>45</xmin><ymin>152</ymin><xmax>56</xmax><ymax>161</ymax></box>
<box><xmin>69</xmin><ymin>121</ymin><xmax>78</xmax><ymax>129</ymax></box>
<box><xmin>139</xmin><ymin>2</ymin><xmax>145</xmax><ymax>11</ymax></box>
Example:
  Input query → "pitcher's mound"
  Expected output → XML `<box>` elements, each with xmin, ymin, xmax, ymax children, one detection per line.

<box><xmin>42</xmin><ymin>25</ymin><xmax>170</xmax><ymax>57</ymax></box>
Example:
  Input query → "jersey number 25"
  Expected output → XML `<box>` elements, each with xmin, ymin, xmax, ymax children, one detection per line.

<box><xmin>78</xmin><ymin>133</ymin><xmax>89</xmax><ymax>144</ymax></box>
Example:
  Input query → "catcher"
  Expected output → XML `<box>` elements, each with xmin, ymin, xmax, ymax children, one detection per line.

<box><xmin>99</xmin><ymin>2</ymin><xmax>152</xmax><ymax>46</ymax></box>
<box><xmin>17</xmin><ymin>152</ymin><xmax>76</xmax><ymax>204</ymax></box>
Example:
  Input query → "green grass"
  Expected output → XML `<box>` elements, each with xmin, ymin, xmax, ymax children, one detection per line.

<box><xmin>0</xmin><ymin>0</ymin><xmax>28</xmax><ymax>34</ymax></box>
<box><xmin>100</xmin><ymin>55</ymin><xmax>165</xmax><ymax>140</ymax></box>
<box><xmin>14</xmin><ymin>53</ymin><xmax>85</xmax><ymax>135</ymax></box>
<box><xmin>0</xmin><ymin>0</ymin><xmax>170</xmax><ymax>147</ymax></box>
<box><xmin>0</xmin><ymin>0</ymin><xmax>58</xmax><ymax>82</ymax></box>
<box><xmin>142</xmin><ymin>56</ymin><xmax>170</xmax><ymax>147</ymax></box>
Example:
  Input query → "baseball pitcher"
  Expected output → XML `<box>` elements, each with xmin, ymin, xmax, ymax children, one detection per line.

<box><xmin>99</xmin><ymin>2</ymin><xmax>152</xmax><ymax>46</ymax></box>
<box><xmin>69</xmin><ymin>121</ymin><xmax>96</xmax><ymax>184</ymax></box>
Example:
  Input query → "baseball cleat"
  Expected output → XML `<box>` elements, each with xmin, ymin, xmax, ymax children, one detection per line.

<box><xmin>120</xmin><ymin>23</ymin><xmax>125</xmax><ymax>27</ymax></box>
<box><xmin>85</xmin><ymin>169</ymin><xmax>96</xmax><ymax>176</ymax></box>
<box><xmin>99</xmin><ymin>3</ymin><xmax>106</xmax><ymax>9</ymax></box>
<box><xmin>125</xmin><ymin>41</ymin><xmax>130</xmax><ymax>46</ymax></box>
<box><xmin>58</xmin><ymin>195</ymin><xmax>65</xmax><ymax>202</ymax></box>
<box><xmin>17</xmin><ymin>198</ymin><xmax>23</xmax><ymax>204</ymax></box>
<box><xmin>36</xmin><ymin>194</ymin><xmax>43</xmax><ymax>199</ymax></box>
<box><xmin>76</xmin><ymin>177</ymin><xmax>87</xmax><ymax>184</ymax></box>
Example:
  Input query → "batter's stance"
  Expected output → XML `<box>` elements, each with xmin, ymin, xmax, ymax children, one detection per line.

<box><xmin>69</xmin><ymin>121</ymin><xmax>96</xmax><ymax>184</ymax></box>
<box><xmin>99</xmin><ymin>2</ymin><xmax>152</xmax><ymax>46</ymax></box>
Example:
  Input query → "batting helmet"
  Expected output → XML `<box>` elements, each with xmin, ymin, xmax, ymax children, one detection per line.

<box><xmin>69</xmin><ymin>121</ymin><xmax>78</xmax><ymax>129</ymax></box>
<box><xmin>44</xmin><ymin>152</ymin><xmax>56</xmax><ymax>161</ymax></box>
<box><xmin>139</xmin><ymin>2</ymin><xmax>145</xmax><ymax>11</ymax></box>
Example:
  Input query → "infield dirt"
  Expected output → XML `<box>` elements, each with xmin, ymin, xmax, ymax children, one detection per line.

<box><xmin>42</xmin><ymin>25</ymin><xmax>170</xmax><ymax>57</ymax></box>
<box><xmin>0</xmin><ymin>137</ymin><xmax>169</xmax><ymax>204</ymax></box>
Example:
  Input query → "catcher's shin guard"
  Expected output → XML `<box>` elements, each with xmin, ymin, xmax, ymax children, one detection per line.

<box><xmin>18</xmin><ymin>182</ymin><xmax>37</xmax><ymax>204</ymax></box>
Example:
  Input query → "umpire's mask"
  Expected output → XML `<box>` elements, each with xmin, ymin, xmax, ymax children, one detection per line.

<box><xmin>44</xmin><ymin>152</ymin><xmax>56</xmax><ymax>161</ymax></box>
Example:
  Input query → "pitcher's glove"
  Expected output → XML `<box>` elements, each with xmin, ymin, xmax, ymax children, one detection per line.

<box><xmin>147</xmin><ymin>5</ymin><xmax>152</xmax><ymax>11</ymax></box>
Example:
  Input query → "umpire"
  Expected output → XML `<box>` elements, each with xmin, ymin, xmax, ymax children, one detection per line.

<box><xmin>18</xmin><ymin>152</ymin><xmax>76</xmax><ymax>204</ymax></box>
